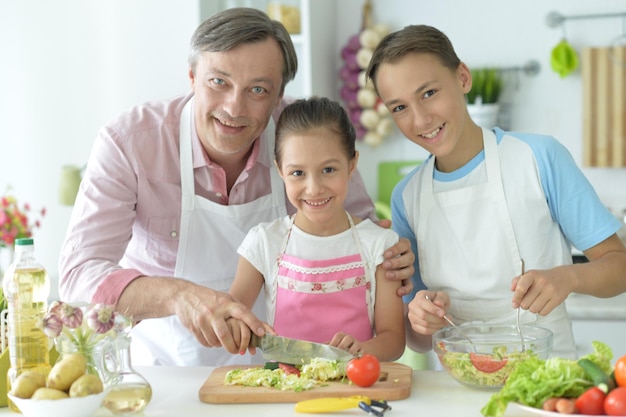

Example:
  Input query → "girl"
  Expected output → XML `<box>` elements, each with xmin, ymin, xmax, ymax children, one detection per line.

<box><xmin>228</xmin><ymin>97</ymin><xmax>405</xmax><ymax>361</ymax></box>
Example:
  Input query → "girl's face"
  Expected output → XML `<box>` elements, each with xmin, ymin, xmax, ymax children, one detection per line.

<box><xmin>276</xmin><ymin>127</ymin><xmax>358</xmax><ymax>236</ymax></box>
<box><xmin>375</xmin><ymin>52</ymin><xmax>481</xmax><ymax>172</ymax></box>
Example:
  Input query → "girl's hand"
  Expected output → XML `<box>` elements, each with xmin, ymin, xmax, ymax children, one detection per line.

<box><xmin>407</xmin><ymin>290</ymin><xmax>451</xmax><ymax>335</ymax></box>
<box><xmin>328</xmin><ymin>332</ymin><xmax>364</xmax><ymax>356</ymax></box>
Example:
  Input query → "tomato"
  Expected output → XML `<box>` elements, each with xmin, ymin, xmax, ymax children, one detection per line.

<box><xmin>278</xmin><ymin>363</ymin><xmax>300</xmax><ymax>376</ymax></box>
<box><xmin>469</xmin><ymin>352</ymin><xmax>508</xmax><ymax>373</ymax></box>
<box><xmin>575</xmin><ymin>387</ymin><xmax>606</xmax><ymax>415</ymax></box>
<box><xmin>615</xmin><ymin>354</ymin><xmax>626</xmax><ymax>388</ymax></box>
<box><xmin>346</xmin><ymin>354</ymin><xmax>380</xmax><ymax>387</ymax></box>
<box><xmin>605</xmin><ymin>386</ymin><xmax>626</xmax><ymax>416</ymax></box>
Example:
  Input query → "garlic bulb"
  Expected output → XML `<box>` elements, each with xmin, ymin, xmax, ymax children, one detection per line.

<box><xmin>357</xmin><ymin>88</ymin><xmax>377</xmax><ymax>108</ymax></box>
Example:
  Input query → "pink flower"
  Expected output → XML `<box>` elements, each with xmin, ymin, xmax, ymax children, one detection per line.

<box><xmin>42</xmin><ymin>313</ymin><xmax>64</xmax><ymax>338</ymax></box>
<box><xmin>0</xmin><ymin>189</ymin><xmax>45</xmax><ymax>248</ymax></box>
<box><xmin>86</xmin><ymin>304</ymin><xmax>117</xmax><ymax>334</ymax></box>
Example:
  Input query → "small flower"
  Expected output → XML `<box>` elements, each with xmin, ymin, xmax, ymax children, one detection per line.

<box><xmin>0</xmin><ymin>187</ymin><xmax>45</xmax><ymax>248</ymax></box>
<box><xmin>86</xmin><ymin>303</ymin><xmax>116</xmax><ymax>334</ymax></box>
<box><xmin>42</xmin><ymin>313</ymin><xmax>63</xmax><ymax>338</ymax></box>
<box><xmin>42</xmin><ymin>301</ymin><xmax>131</xmax><ymax>379</ymax></box>
<box><xmin>59</xmin><ymin>302</ymin><xmax>83</xmax><ymax>329</ymax></box>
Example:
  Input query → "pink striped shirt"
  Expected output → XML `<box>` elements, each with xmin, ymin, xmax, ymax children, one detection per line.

<box><xmin>58</xmin><ymin>93</ymin><xmax>375</xmax><ymax>305</ymax></box>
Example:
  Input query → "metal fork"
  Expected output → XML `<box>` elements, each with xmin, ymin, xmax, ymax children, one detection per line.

<box><xmin>516</xmin><ymin>259</ymin><xmax>526</xmax><ymax>352</ymax></box>
<box><xmin>425</xmin><ymin>295</ymin><xmax>477</xmax><ymax>351</ymax></box>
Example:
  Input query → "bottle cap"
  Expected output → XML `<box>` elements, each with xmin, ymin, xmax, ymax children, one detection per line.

<box><xmin>15</xmin><ymin>238</ymin><xmax>34</xmax><ymax>246</ymax></box>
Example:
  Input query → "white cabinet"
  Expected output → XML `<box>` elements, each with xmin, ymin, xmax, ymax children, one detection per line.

<box><xmin>198</xmin><ymin>0</ymin><xmax>337</xmax><ymax>99</ymax></box>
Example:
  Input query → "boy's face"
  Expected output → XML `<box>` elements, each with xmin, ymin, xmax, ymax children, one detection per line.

<box><xmin>375</xmin><ymin>53</ymin><xmax>477</xmax><ymax>172</ymax></box>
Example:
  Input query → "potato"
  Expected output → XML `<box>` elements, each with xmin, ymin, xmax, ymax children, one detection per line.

<box><xmin>69</xmin><ymin>373</ymin><xmax>103</xmax><ymax>397</ymax></box>
<box><xmin>10</xmin><ymin>371</ymin><xmax>46</xmax><ymax>399</ymax></box>
<box><xmin>47</xmin><ymin>353</ymin><xmax>87</xmax><ymax>391</ymax></box>
<box><xmin>31</xmin><ymin>387</ymin><xmax>69</xmax><ymax>400</ymax></box>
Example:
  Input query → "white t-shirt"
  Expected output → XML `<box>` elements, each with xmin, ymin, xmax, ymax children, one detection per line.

<box><xmin>237</xmin><ymin>215</ymin><xmax>399</xmax><ymax>323</ymax></box>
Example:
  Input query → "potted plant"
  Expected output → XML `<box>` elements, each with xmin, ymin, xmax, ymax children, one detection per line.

<box><xmin>466</xmin><ymin>67</ymin><xmax>502</xmax><ymax>129</ymax></box>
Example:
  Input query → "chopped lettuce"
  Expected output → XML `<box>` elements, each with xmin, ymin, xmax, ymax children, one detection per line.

<box><xmin>481</xmin><ymin>341</ymin><xmax>613</xmax><ymax>417</ymax></box>
<box><xmin>224</xmin><ymin>358</ymin><xmax>347</xmax><ymax>392</ymax></box>
<box><xmin>440</xmin><ymin>346</ymin><xmax>533</xmax><ymax>388</ymax></box>
<box><xmin>224</xmin><ymin>368</ymin><xmax>320</xmax><ymax>392</ymax></box>
<box><xmin>300</xmin><ymin>358</ymin><xmax>346</xmax><ymax>381</ymax></box>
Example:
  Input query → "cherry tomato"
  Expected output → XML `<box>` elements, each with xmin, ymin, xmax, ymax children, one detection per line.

<box><xmin>615</xmin><ymin>354</ymin><xmax>626</xmax><ymax>388</ymax></box>
<box><xmin>469</xmin><ymin>352</ymin><xmax>508</xmax><ymax>373</ymax></box>
<box><xmin>278</xmin><ymin>363</ymin><xmax>300</xmax><ymax>376</ymax></box>
<box><xmin>346</xmin><ymin>354</ymin><xmax>380</xmax><ymax>387</ymax></box>
<box><xmin>575</xmin><ymin>387</ymin><xmax>606</xmax><ymax>415</ymax></box>
<box><xmin>604</xmin><ymin>386</ymin><xmax>626</xmax><ymax>416</ymax></box>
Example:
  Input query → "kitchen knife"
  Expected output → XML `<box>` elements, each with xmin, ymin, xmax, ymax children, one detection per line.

<box><xmin>249</xmin><ymin>333</ymin><xmax>354</xmax><ymax>364</ymax></box>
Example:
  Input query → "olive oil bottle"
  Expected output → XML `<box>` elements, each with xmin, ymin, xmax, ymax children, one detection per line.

<box><xmin>3</xmin><ymin>238</ymin><xmax>51</xmax><ymax>411</ymax></box>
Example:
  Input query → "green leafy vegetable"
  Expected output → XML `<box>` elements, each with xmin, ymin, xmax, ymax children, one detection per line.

<box><xmin>481</xmin><ymin>341</ymin><xmax>613</xmax><ymax>417</ymax></box>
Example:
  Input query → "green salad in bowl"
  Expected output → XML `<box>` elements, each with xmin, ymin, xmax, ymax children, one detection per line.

<box><xmin>433</xmin><ymin>323</ymin><xmax>553</xmax><ymax>390</ymax></box>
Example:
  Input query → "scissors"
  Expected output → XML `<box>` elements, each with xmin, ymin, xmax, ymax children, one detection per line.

<box><xmin>295</xmin><ymin>396</ymin><xmax>392</xmax><ymax>416</ymax></box>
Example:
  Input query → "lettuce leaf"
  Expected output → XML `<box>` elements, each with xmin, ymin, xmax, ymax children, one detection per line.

<box><xmin>481</xmin><ymin>341</ymin><xmax>613</xmax><ymax>417</ymax></box>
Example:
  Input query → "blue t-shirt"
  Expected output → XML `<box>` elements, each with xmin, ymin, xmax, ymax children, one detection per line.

<box><xmin>394</xmin><ymin>128</ymin><xmax>621</xmax><ymax>301</ymax></box>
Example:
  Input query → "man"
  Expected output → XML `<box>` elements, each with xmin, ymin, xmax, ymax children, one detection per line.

<box><xmin>59</xmin><ymin>8</ymin><xmax>415</xmax><ymax>366</ymax></box>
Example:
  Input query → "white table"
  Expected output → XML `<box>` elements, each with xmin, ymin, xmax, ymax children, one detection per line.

<box><xmin>0</xmin><ymin>367</ymin><xmax>539</xmax><ymax>417</ymax></box>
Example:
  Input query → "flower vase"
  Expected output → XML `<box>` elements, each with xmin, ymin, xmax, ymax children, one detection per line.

<box><xmin>54</xmin><ymin>333</ymin><xmax>120</xmax><ymax>388</ymax></box>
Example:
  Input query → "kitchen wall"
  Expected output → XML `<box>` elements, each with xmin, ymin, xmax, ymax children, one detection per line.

<box><xmin>340</xmin><ymin>0</ymin><xmax>626</xmax><ymax>216</ymax></box>
<box><xmin>1</xmin><ymin>0</ymin><xmax>626</xmax><ymax>299</ymax></box>
<box><xmin>0</xmin><ymin>0</ymin><xmax>199</xmax><ymax>299</ymax></box>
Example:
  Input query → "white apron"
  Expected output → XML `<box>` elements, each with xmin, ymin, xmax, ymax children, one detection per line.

<box><xmin>417</xmin><ymin>128</ymin><xmax>576</xmax><ymax>358</ymax></box>
<box><xmin>131</xmin><ymin>97</ymin><xmax>286</xmax><ymax>366</ymax></box>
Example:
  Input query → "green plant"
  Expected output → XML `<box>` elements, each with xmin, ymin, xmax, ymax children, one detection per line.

<box><xmin>467</xmin><ymin>67</ymin><xmax>502</xmax><ymax>105</ymax></box>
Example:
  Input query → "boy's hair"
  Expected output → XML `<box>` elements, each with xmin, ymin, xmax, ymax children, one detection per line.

<box><xmin>367</xmin><ymin>25</ymin><xmax>461</xmax><ymax>93</ymax></box>
<box><xmin>189</xmin><ymin>7</ymin><xmax>297</xmax><ymax>93</ymax></box>
<box><xmin>275</xmin><ymin>97</ymin><xmax>356</xmax><ymax>166</ymax></box>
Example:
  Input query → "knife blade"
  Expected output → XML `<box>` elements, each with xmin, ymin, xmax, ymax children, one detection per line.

<box><xmin>249</xmin><ymin>333</ymin><xmax>354</xmax><ymax>364</ymax></box>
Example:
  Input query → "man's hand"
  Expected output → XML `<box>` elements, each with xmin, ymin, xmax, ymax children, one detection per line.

<box><xmin>173</xmin><ymin>286</ymin><xmax>266</xmax><ymax>354</ymax></box>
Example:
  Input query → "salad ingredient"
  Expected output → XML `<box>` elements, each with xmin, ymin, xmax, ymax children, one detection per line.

<box><xmin>604</xmin><ymin>386</ymin><xmax>626</xmax><ymax>416</ymax></box>
<box><xmin>615</xmin><ymin>354</ymin><xmax>626</xmax><ymax>388</ymax></box>
<box><xmin>555</xmin><ymin>398</ymin><xmax>577</xmax><ymax>414</ymax></box>
<box><xmin>575</xmin><ymin>387</ymin><xmax>606</xmax><ymax>415</ymax></box>
<box><xmin>225</xmin><ymin>358</ymin><xmax>347</xmax><ymax>391</ymax></box>
<box><xmin>278</xmin><ymin>363</ymin><xmax>300</xmax><ymax>377</ymax></box>
<box><xmin>470</xmin><ymin>353</ymin><xmax>508</xmax><ymax>373</ymax></box>
<box><xmin>481</xmin><ymin>341</ymin><xmax>613</xmax><ymax>417</ymax></box>
<box><xmin>578</xmin><ymin>358</ymin><xmax>615</xmax><ymax>393</ymax></box>
<box><xmin>542</xmin><ymin>397</ymin><xmax>559</xmax><ymax>411</ymax></box>
<box><xmin>440</xmin><ymin>345</ymin><xmax>530</xmax><ymax>388</ymax></box>
<box><xmin>300</xmin><ymin>358</ymin><xmax>346</xmax><ymax>382</ymax></box>
<box><xmin>346</xmin><ymin>354</ymin><xmax>380</xmax><ymax>388</ymax></box>
<box><xmin>224</xmin><ymin>368</ymin><xmax>319</xmax><ymax>392</ymax></box>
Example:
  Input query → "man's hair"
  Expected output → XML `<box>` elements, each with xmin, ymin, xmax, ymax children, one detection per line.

<box><xmin>189</xmin><ymin>7</ymin><xmax>298</xmax><ymax>92</ymax></box>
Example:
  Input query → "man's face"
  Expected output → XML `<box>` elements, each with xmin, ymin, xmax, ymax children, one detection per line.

<box><xmin>189</xmin><ymin>38</ymin><xmax>284</xmax><ymax>163</ymax></box>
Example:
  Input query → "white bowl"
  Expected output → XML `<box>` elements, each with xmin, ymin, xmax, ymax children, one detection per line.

<box><xmin>8</xmin><ymin>391</ymin><xmax>106</xmax><ymax>417</ymax></box>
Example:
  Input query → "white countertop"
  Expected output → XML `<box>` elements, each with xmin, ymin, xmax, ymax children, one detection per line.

<box><xmin>0</xmin><ymin>366</ymin><xmax>542</xmax><ymax>417</ymax></box>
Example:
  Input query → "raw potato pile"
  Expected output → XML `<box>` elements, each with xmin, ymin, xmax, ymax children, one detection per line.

<box><xmin>10</xmin><ymin>353</ymin><xmax>103</xmax><ymax>400</ymax></box>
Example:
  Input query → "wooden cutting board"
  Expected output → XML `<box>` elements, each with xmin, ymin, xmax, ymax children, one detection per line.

<box><xmin>198</xmin><ymin>362</ymin><xmax>412</xmax><ymax>404</ymax></box>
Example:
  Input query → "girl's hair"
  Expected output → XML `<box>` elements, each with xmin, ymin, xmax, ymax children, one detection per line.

<box><xmin>275</xmin><ymin>97</ymin><xmax>356</xmax><ymax>166</ymax></box>
<box><xmin>366</xmin><ymin>25</ymin><xmax>461</xmax><ymax>93</ymax></box>
<box><xmin>189</xmin><ymin>7</ymin><xmax>297</xmax><ymax>93</ymax></box>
